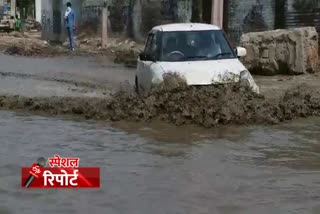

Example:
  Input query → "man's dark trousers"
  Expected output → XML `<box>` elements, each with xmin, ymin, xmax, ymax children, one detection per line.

<box><xmin>67</xmin><ymin>27</ymin><xmax>74</xmax><ymax>50</ymax></box>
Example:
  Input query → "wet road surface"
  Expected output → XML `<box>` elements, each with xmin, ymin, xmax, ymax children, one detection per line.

<box><xmin>0</xmin><ymin>54</ymin><xmax>135</xmax><ymax>97</ymax></box>
<box><xmin>1</xmin><ymin>53</ymin><xmax>320</xmax><ymax>100</ymax></box>
<box><xmin>0</xmin><ymin>111</ymin><xmax>320</xmax><ymax>214</ymax></box>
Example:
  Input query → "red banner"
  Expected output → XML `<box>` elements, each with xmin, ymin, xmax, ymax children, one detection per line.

<box><xmin>21</xmin><ymin>167</ymin><xmax>100</xmax><ymax>188</ymax></box>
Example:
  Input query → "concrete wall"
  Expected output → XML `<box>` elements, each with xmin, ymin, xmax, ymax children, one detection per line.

<box><xmin>287</xmin><ymin>0</ymin><xmax>295</xmax><ymax>11</ymax></box>
<box><xmin>176</xmin><ymin>0</ymin><xmax>192</xmax><ymax>22</ymax></box>
<box><xmin>42</xmin><ymin>0</ymin><xmax>281</xmax><ymax>44</ymax></box>
<box><xmin>80</xmin><ymin>0</ymin><xmax>125</xmax><ymax>38</ymax></box>
<box><xmin>41</xmin><ymin>0</ymin><xmax>54</xmax><ymax>40</ymax></box>
<box><xmin>133</xmin><ymin>0</ymin><xmax>192</xmax><ymax>41</ymax></box>
<box><xmin>227</xmin><ymin>0</ymin><xmax>275</xmax><ymax>45</ymax></box>
<box><xmin>80</xmin><ymin>0</ymin><xmax>192</xmax><ymax>41</ymax></box>
<box><xmin>80</xmin><ymin>0</ymin><xmax>104</xmax><ymax>27</ymax></box>
<box><xmin>39</xmin><ymin>0</ymin><xmax>294</xmax><ymax>46</ymax></box>
<box><xmin>287</xmin><ymin>0</ymin><xmax>320</xmax><ymax>12</ymax></box>
<box><xmin>41</xmin><ymin>0</ymin><xmax>82</xmax><ymax>42</ymax></box>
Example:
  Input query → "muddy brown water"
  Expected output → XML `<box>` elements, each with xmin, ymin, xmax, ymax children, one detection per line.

<box><xmin>0</xmin><ymin>54</ymin><xmax>320</xmax><ymax>213</ymax></box>
<box><xmin>0</xmin><ymin>111</ymin><xmax>320</xmax><ymax>214</ymax></box>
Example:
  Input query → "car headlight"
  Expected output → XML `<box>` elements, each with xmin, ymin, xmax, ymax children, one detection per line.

<box><xmin>240</xmin><ymin>70</ymin><xmax>260</xmax><ymax>94</ymax></box>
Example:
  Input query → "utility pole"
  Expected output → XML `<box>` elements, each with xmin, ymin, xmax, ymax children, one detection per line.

<box><xmin>102</xmin><ymin>0</ymin><xmax>108</xmax><ymax>48</ymax></box>
<box><xmin>211</xmin><ymin>0</ymin><xmax>224</xmax><ymax>29</ymax></box>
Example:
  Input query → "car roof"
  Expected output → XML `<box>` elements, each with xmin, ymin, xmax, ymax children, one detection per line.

<box><xmin>151</xmin><ymin>23</ymin><xmax>221</xmax><ymax>32</ymax></box>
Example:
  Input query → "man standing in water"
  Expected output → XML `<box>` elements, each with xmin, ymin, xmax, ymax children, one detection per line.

<box><xmin>64</xmin><ymin>2</ymin><xmax>75</xmax><ymax>51</ymax></box>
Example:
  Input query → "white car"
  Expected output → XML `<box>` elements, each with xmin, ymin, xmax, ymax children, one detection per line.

<box><xmin>135</xmin><ymin>23</ymin><xmax>259</xmax><ymax>94</ymax></box>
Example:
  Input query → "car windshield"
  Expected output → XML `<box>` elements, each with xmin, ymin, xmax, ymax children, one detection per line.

<box><xmin>159</xmin><ymin>30</ymin><xmax>236</xmax><ymax>62</ymax></box>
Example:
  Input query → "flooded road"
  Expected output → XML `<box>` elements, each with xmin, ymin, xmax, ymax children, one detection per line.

<box><xmin>0</xmin><ymin>111</ymin><xmax>320</xmax><ymax>214</ymax></box>
<box><xmin>0</xmin><ymin>54</ymin><xmax>135</xmax><ymax>97</ymax></box>
<box><xmin>1</xmin><ymin>52</ymin><xmax>320</xmax><ymax>213</ymax></box>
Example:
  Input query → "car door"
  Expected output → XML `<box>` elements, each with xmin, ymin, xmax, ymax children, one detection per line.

<box><xmin>137</xmin><ymin>32</ymin><xmax>158</xmax><ymax>91</ymax></box>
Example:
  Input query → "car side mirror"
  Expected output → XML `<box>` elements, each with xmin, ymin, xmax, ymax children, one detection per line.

<box><xmin>139</xmin><ymin>52</ymin><xmax>155</xmax><ymax>62</ymax></box>
<box><xmin>235</xmin><ymin>47</ymin><xmax>247</xmax><ymax>58</ymax></box>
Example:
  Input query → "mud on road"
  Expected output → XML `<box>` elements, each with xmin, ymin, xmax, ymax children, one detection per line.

<box><xmin>1</xmin><ymin>42</ymin><xmax>320</xmax><ymax>128</ymax></box>
<box><xmin>0</xmin><ymin>73</ymin><xmax>319</xmax><ymax>128</ymax></box>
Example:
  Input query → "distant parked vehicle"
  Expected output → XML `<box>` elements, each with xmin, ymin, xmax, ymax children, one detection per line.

<box><xmin>0</xmin><ymin>15</ymin><xmax>10</xmax><ymax>32</ymax></box>
<box><xmin>135</xmin><ymin>23</ymin><xmax>259</xmax><ymax>94</ymax></box>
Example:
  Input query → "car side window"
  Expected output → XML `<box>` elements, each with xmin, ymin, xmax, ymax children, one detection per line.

<box><xmin>145</xmin><ymin>33</ymin><xmax>157</xmax><ymax>56</ymax></box>
<box><xmin>144</xmin><ymin>34</ymin><xmax>153</xmax><ymax>52</ymax></box>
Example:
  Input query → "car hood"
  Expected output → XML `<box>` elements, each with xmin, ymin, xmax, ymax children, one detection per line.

<box><xmin>158</xmin><ymin>59</ymin><xmax>248</xmax><ymax>85</ymax></box>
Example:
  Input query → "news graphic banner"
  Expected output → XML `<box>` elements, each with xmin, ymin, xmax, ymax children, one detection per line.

<box><xmin>21</xmin><ymin>155</ymin><xmax>100</xmax><ymax>188</ymax></box>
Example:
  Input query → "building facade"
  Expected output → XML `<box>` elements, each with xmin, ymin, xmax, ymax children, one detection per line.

<box><xmin>40</xmin><ymin>0</ymin><xmax>320</xmax><ymax>43</ymax></box>
<box><xmin>226</xmin><ymin>0</ymin><xmax>276</xmax><ymax>44</ymax></box>
<box><xmin>80</xmin><ymin>0</ymin><xmax>193</xmax><ymax>42</ymax></box>
<box><xmin>0</xmin><ymin>0</ymin><xmax>16</xmax><ymax>18</ymax></box>
<box><xmin>0</xmin><ymin>0</ymin><xmax>42</xmax><ymax>20</ymax></box>
<box><xmin>80</xmin><ymin>0</ymin><xmax>227</xmax><ymax>42</ymax></box>
<box><xmin>79</xmin><ymin>0</ymin><xmax>278</xmax><ymax>43</ymax></box>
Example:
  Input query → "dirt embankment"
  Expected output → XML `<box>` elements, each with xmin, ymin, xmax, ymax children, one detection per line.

<box><xmin>76</xmin><ymin>25</ymin><xmax>143</xmax><ymax>66</ymax></box>
<box><xmin>0</xmin><ymin>74</ymin><xmax>319</xmax><ymax>127</ymax></box>
<box><xmin>0</xmin><ymin>32</ymin><xmax>68</xmax><ymax>57</ymax></box>
<box><xmin>0</xmin><ymin>31</ymin><xmax>143</xmax><ymax>66</ymax></box>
